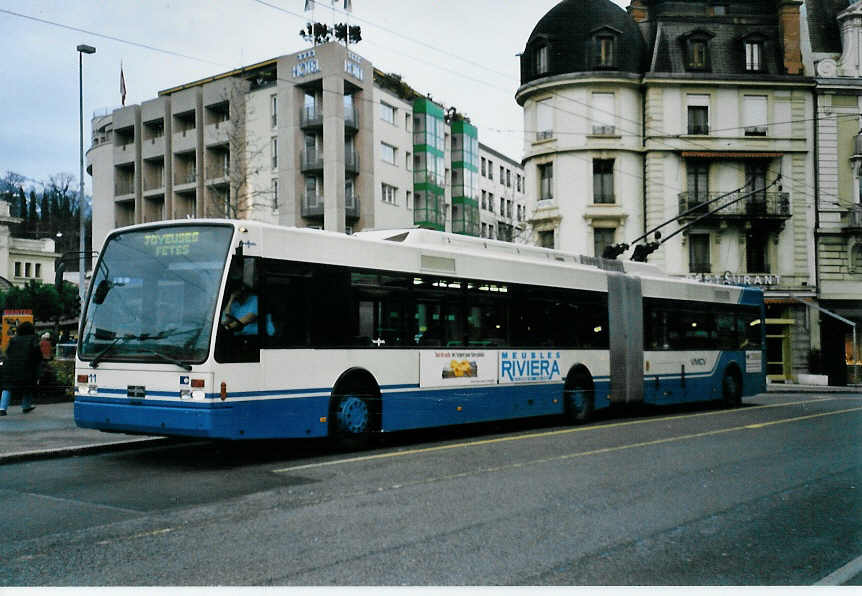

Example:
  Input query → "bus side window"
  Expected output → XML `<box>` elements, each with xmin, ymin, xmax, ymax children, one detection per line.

<box><xmin>261</xmin><ymin>259</ymin><xmax>312</xmax><ymax>348</ymax></box>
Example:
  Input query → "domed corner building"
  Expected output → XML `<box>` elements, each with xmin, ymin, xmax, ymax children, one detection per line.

<box><xmin>516</xmin><ymin>0</ymin><xmax>828</xmax><ymax>385</ymax></box>
<box><xmin>516</xmin><ymin>0</ymin><xmax>648</xmax><ymax>256</ymax></box>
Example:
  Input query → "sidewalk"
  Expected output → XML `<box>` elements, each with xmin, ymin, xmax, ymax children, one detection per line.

<box><xmin>0</xmin><ymin>400</ymin><xmax>168</xmax><ymax>464</ymax></box>
<box><xmin>1</xmin><ymin>384</ymin><xmax>860</xmax><ymax>465</ymax></box>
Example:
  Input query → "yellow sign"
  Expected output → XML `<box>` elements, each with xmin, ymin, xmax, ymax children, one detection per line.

<box><xmin>142</xmin><ymin>231</ymin><xmax>200</xmax><ymax>257</ymax></box>
<box><xmin>2</xmin><ymin>309</ymin><xmax>34</xmax><ymax>352</ymax></box>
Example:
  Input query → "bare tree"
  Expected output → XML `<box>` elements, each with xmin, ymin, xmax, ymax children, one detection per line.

<box><xmin>204</xmin><ymin>79</ymin><xmax>272</xmax><ymax>220</ymax></box>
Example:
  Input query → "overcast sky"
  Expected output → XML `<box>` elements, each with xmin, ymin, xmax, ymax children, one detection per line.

<box><xmin>0</xmin><ymin>0</ymin><xmax>629</xmax><ymax>193</ymax></box>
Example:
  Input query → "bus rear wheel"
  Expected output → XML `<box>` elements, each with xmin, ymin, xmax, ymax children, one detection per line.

<box><xmin>722</xmin><ymin>369</ymin><xmax>742</xmax><ymax>408</ymax></box>
<box><xmin>330</xmin><ymin>393</ymin><xmax>374</xmax><ymax>450</ymax></box>
<box><xmin>564</xmin><ymin>372</ymin><xmax>594</xmax><ymax>424</ymax></box>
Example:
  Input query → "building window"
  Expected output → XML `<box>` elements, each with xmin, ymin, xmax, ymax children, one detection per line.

<box><xmin>481</xmin><ymin>190</ymin><xmax>487</xmax><ymax>210</ymax></box>
<box><xmin>506</xmin><ymin>169</ymin><xmax>511</xmax><ymax>188</ymax></box>
<box><xmin>380</xmin><ymin>102</ymin><xmax>396</xmax><ymax>125</ymax></box>
<box><xmin>594</xmin><ymin>35</ymin><xmax>616</xmax><ymax>68</ymax></box>
<box><xmin>270</xmin><ymin>94</ymin><xmax>278</xmax><ymax>128</ymax></box>
<box><xmin>539</xmin><ymin>163</ymin><xmax>553</xmax><ymax>201</ymax></box>
<box><xmin>14</xmin><ymin>262</ymin><xmax>20</xmax><ymax>277</ymax></box>
<box><xmin>35</xmin><ymin>263</ymin><xmax>41</xmax><ymax>278</ymax></box>
<box><xmin>851</xmin><ymin>243</ymin><xmax>862</xmax><ymax>273</ymax></box>
<box><xmin>517</xmin><ymin>174</ymin><xmax>522</xmax><ymax>193</ymax></box>
<box><xmin>481</xmin><ymin>157</ymin><xmax>486</xmax><ymax>177</ymax></box>
<box><xmin>25</xmin><ymin>263</ymin><xmax>31</xmax><ymax>278</ymax></box>
<box><xmin>381</xmin><ymin>183</ymin><xmax>397</xmax><ymax>205</ymax></box>
<box><xmin>687</xmin><ymin>162</ymin><xmax>709</xmax><ymax>205</ymax></box>
<box><xmin>689</xmin><ymin>233</ymin><xmax>710</xmax><ymax>273</ymax></box>
<box><xmin>743</xmin><ymin>95</ymin><xmax>768</xmax><ymax>136</ymax></box>
<box><xmin>488</xmin><ymin>193</ymin><xmax>495</xmax><ymax>214</ymax></box>
<box><xmin>683</xmin><ymin>32</ymin><xmax>713</xmax><ymax>71</ymax></box>
<box><xmin>271</xmin><ymin>137</ymin><xmax>278</xmax><ymax>169</ymax></box>
<box><xmin>535</xmin><ymin>44</ymin><xmax>549</xmax><ymax>75</ymax></box>
<box><xmin>381</xmin><ymin>142</ymin><xmax>397</xmax><ymax>165</ymax></box>
<box><xmin>744</xmin><ymin>40</ymin><xmax>763</xmax><ymax>72</ymax></box>
<box><xmin>481</xmin><ymin>223</ymin><xmax>487</xmax><ymax>238</ymax></box>
<box><xmin>489</xmin><ymin>225</ymin><xmax>495</xmax><ymax>240</ymax></box>
<box><xmin>746</xmin><ymin>163</ymin><xmax>768</xmax><ymax>213</ymax></box>
<box><xmin>687</xmin><ymin>95</ymin><xmax>710</xmax><ymax>135</ymax></box>
<box><xmin>536</xmin><ymin>98</ymin><xmax>553</xmax><ymax>140</ymax></box>
<box><xmin>594</xmin><ymin>228</ymin><xmax>616</xmax><ymax>258</ymax></box>
<box><xmin>592</xmin><ymin>92</ymin><xmax>615</xmax><ymax>135</ymax></box>
<box><xmin>746</xmin><ymin>231</ymin><xmax>769</xmax><ymax>273</ymax></box>
<box><xmin>272</xmin><ymin>179</ymin><xmax>279</xmax><ymax>210</ymax></box>
<box><xmin>593</xmin><ymin>159</ymin><xmax>614</xmax><ymax>204</ymax></box>
<box><xmin>500</xmin><ymin>165</ymin><xmax>504</xmax><ymax>183</ymax></box>
<box><xmin>488</xmin><ymin>160</ymin><xmax>493</xmax><ymax>181</ymax></box>
<box><xmin>538</xmin><ymin>230</ymin><xmax>554</xmax><ymax>248</ymax></box>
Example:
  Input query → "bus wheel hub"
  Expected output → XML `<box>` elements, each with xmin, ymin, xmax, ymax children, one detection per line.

<box><xmin>337</xmin><ymin>396</ymin><xmax>368</xmax><ymax>434</ymax></box>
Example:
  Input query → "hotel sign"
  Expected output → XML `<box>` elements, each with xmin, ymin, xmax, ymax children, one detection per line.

<box><xmin>292</xmin><ymin>50</ymin><xmax>319</xmax><ymax>79</ymax></box>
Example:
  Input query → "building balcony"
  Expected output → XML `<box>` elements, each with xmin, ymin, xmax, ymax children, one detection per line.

<box><xmin>300</xmin><ymin>107</ymin><xmax>323</xmax><ymax>129</ymax></box>
<box><xmin>300</xmin><ymin>149</ymin><xmax>323</xmax><ymax>173</ymax></box>
<box><xmin>114</xmin><ymin>181</ymin><xmax>134</xmax><ymax>197</ymax></box>
<box><xmin>845</xmin><ymin>204</ymin><xmax>862</xmax><ymax>231</ymax></box>
<box><xmin>301</xmin><ymin>194</ymin><xmax>360</xmax><ymax>220</ymax></box>
<box><xmin>344</xmin><ymin>106</ymin><xmax>358</xmax><ymax>132</ymax></box>
<box><xmin>345</xmin><ymin>150</ymin><xmax>359</xmax><ymax>174</ymax></box>
<box><xmin>678</xmin><ymin>191</ymin><xmax>791</xmax><ymax>223</ymax></box>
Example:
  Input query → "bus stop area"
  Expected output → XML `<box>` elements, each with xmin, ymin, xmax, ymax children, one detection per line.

<box><xmin>0</xmin><ymin>382</ymin><xmax>858</xmax><ymax>466</ymax></box>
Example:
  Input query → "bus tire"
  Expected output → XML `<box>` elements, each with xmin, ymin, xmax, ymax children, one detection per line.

<box><xmin>722</xmin><ymin>367</ymin><xmax>742</xmax><ymax>408</ymax></box>
<box><xmin>564</xmin><ymin>368</ymin><xmax>594</xmax><ymax>425</ymax></box>
<box><xmin>329</xmin><ymin>370</ymin><xmax>380</xmax><ymax>449</ymax></box>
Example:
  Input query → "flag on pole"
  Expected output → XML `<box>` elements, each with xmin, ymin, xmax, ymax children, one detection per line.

<box><xmin>120</xmin><ymin>62</ymin><xmax>126</xmax><ymax>106</ymax></box>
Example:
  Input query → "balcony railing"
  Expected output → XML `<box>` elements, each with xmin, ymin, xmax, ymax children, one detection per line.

<box><xmin>591</xmin><ymin>125</ymin><xmax>616</xmax><ymax>136</ymax></box>
<box><xmin>301</xmin><ymin>149</ymin><xmax>324</xmax><ymax>172</ymax></box>
<box><xmin>345</xmin><ymin>150</ymin><xmax>359</xmax><ymax>174</ymax></box>
<box><xmin>678</xmin><ymin>191</ymin><xmax>790</xmax><ymax>220</ymax></box>
<box><xmin>689</xmin><ymin>261</ymin><xmax>711</xmax><ymax>274</ymax></box>
<box><xmin>114</xmin><ymin>181</ymin><xmax>134</xmax><ymax>196</ymax></box>
<box><xmin>300</xmin><ymin>106</ymin><xmax>323</xmax><ymax>128</ymax></box>
<box><xmin>301</xmin><ymin>194</ymin><xmax>360</xmax><ymax>219</ymax></box>
<box><xmin>536</xmin><ymin>130</ymin><xmax>553</xmax><ymax>141</ymax></box>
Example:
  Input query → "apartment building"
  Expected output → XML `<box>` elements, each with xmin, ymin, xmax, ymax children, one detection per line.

<box><xmin>479</xmin><ymin>144</ymin><xmax>527</xmax><ymax>242</ymax></box>
<box><xmin>87</xmin><ymin>42</ymin><xmax>526</xmax><ymax>253</ymax></box>
<box><xmin>517</xmin><ymin>0</ymin><xmax>817</xmax><ymax>382</ymax></box>
<box><xmin>804</xmin><ymin>0</ymin><xmax>862</xmax><ymax>384</ymax></box>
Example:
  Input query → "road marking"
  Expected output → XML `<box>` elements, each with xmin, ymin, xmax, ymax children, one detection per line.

<box><xmin>272</xmin><ymin>398</ymin><xmax>847</xmax><ymax>474</ymax></box>
<box><xmin>96</xmin><ymin>527</ymin><xmax>173</xmax><ymax>546</ymax></box>
<box><xmin>815</xmin><ymin>553</ymin><xmax>862</xmax><ymax>585</ymax></box>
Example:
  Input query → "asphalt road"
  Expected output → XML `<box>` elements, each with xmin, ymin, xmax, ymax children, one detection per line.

<box><xmin>0</xmin><ymin>392</ymin><xmax>860</xmax><ymax>586</ymax></box>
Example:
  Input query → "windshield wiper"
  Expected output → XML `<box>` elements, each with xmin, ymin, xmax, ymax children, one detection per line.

<box><xmin>90</xmin><ymin>336</ymin><xmax>125</xmax><ymax>369</ymax></box>
<box><xmin>147</xmin><ymin>350</ymin><xmax>192</xmax><ymax>371</ymax></box>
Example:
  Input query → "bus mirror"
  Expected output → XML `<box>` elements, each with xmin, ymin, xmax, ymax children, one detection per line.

<box><xmin>93</xmin><ymin>279</ymin><xmax>112</xmax><ymax>305</ymax></box>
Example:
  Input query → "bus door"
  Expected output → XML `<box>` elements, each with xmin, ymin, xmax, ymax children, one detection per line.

<box><xmin>215</xmin><ymin>256</ymin><xmax>262</xmax><ymax>364</ymax></box>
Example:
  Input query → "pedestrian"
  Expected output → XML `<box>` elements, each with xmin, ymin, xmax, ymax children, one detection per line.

<box><xmin>40</xmin><ymin>332</ymin><xmax>53</xmax><ymax>361</ymax></box>
<box><xmin>0</xmin><ymin>322</ymin><xmax>43</xmax><ymax>415</ymax></box>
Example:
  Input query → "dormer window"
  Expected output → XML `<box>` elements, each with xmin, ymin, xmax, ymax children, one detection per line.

<box><xmin>682</xmin><ymin>30</ymin><xmax>714</xmax><ymax>72</ymax></box>
<box><xmin>535</xmin><ymin>44</ymin><xmax>549</xmax><ymax>75</ymax></box>
<box><xmin>591</xmin><ymin>26</ymin><xmax>620</xmax><ymax>69</ymax></box>
<box><xmin>740</xmin><ymin>33</ymin><xmax>767</xmax><ymax>73</ymax></box>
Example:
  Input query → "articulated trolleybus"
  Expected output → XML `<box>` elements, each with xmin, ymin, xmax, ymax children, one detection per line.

<box><xmin>74</xmin><ymin>220</ymin><xmax>765</xmax><ymax>441</ymax></box>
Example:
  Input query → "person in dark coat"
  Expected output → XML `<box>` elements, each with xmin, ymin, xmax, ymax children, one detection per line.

<box><xmin>0</xmin><ymin>322</ymin><xmax>43</xmax><ymax>415</ymax></box>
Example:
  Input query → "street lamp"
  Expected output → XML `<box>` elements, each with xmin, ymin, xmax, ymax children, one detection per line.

<box><xmin>77</xmin><ymin>43</ymin><xmax>95</xmax><ymax>304</ymax></box>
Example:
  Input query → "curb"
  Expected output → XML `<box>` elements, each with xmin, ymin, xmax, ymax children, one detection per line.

<box><xmin>0</xmin><ymin>437</ymin><xmax>175</xmax><ymax>465</ymax></box>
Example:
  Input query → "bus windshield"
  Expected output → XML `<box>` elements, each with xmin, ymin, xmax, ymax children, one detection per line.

<box><xmin>79</xmin><ymin>224</ymin><xmax>234</xmax><ymax>366</ymax></box>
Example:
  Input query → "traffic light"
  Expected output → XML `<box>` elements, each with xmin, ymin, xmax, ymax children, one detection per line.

<box><xmin>72</xmin><ymin>294</ymin><xmax>81</xmax><ymax>318</ymax></box>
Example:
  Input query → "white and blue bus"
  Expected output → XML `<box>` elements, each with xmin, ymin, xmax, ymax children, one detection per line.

<box><xmin>74</xmin><ymin>220</ymin><xmax>766</xmax><ymax>441</ymax></box>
